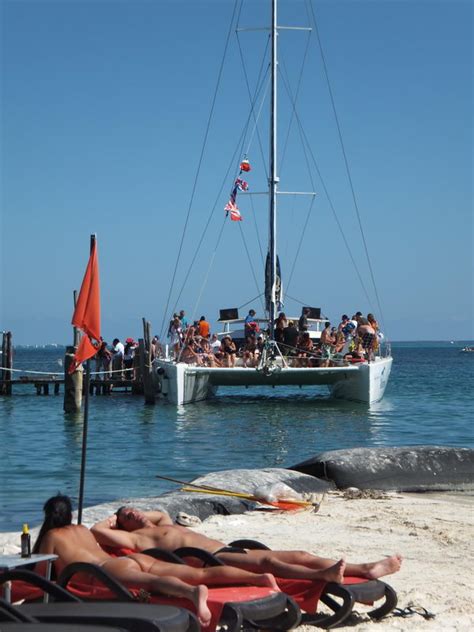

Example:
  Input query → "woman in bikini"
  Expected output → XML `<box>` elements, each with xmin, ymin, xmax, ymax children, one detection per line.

<box><xmin>221</xmin><ymin>336</ymin><xmax>237</xmax><ymax>367</ymax></box>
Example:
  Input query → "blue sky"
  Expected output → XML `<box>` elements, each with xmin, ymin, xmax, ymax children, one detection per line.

<box><xmin>1</xmin><ymin>0</ymin><xmax>472</xmax><ymax>345</ymax></box>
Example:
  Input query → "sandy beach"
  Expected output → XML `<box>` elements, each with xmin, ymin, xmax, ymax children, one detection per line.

<box><xmin>1</xmin><ymin>489</ymin><xmax>473</xmax><ymax>630</ymax></box>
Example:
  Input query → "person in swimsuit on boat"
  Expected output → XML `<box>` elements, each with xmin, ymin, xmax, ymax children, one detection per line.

<box><xmin>242</xmin><ymin>334</ymin><xmax>258</xmax><ymax>367</ymax></box>
<box><xmin>92</xmin><ymin>507</ymin><xmax>402</xmax><ymax>584</ymax></box>
<box><xmin>356</xmin><ymin>316</ymin><xmax>376</xmax><ymax>361</ymax></box>
<box><xmin>221</xmin><ymin>336</ymin><xmax>237</xmax><ymax>367</ymax></box>
<box><xmin>295</xmin><ymin>332</ymin><xmax>313</xmax><ymax>367</ymax></box>
<box><xmin>33</xmin><ymin>495</ymin><xmax>286</xmax><ymax>626</ymax></box>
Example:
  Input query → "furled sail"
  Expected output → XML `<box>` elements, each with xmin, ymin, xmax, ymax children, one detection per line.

<box><xmin>265</xmin><ymin>252</ymin><xmax>283</xmax><ymax>313</ymax></box>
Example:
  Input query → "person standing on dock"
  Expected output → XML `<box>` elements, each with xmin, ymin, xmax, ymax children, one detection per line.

<box><xmin>124</xmin><ymin>338</ymin><xmax>136</xmax><ymax>380</ymax></box>
<box><xmin>95</xmin><ymin>340</ymin><xmax>112</xmax><ymax>380</ymax></box>
<box><xmin>112</xmin><ymin>338</ymin><xmax>124</xmax><ymax>380</ymax></box>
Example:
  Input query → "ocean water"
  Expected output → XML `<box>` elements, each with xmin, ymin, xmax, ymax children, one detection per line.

<box><xmin>1</xmin><ymin>342</ymin><xmax>472</xmax><ymax>532</ymax></box>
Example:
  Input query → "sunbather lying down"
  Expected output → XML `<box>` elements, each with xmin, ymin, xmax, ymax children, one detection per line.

<box><xmin>33</xmin><ymin>495</ymin><xmax>285</xmax><ymax>626</ymax></box>
<box><xmin>91</xmin><ymin>506</ymin><xmax>402</xmax><ymax>582</ymax></box>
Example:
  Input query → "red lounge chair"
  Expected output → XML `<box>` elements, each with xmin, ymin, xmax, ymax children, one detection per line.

<box><xmin>57</xmin><ymin>561</ymin><xmax>301</xmax><ymax>632</ymax></box>
<box><xmin>227</xmin><ymin>540</ymin><xmax>398</xmax><ymax>628</ymax></box>
<box><xmin>0</xmin><ymin>569</ymin><xmax>198</xmax><ymax>632</ymax></box>
<box><xmin>0</xmin><ymin>596</ymin><xmax>126</xmax><ymax>631</ymax></box>
<box><xmin>142</xmin><ymin>542</ymin><xmax>397</xmax><ymax>630</ymax></box>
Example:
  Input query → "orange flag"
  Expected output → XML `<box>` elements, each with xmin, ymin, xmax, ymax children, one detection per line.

<box><xmin>69</xmin><ymin>238</ymin><xmax>101</xmax><ymax>373</ymax></box>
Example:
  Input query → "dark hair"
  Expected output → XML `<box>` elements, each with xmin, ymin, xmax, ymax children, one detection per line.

<box><xmin>115</xmin><ymin>506</ymin><xmax>127</xmax><ymax>529</ymax></box>
<box><xmin>33</xmin><ymin>494</ymin><xmax>73</xmax><ymax>553</ymax></box>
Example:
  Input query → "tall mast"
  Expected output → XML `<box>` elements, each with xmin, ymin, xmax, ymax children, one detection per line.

<box><xmin>268</xmin><ymin>0</ymin><xmax>278</xmax><ymax>339</ymax></box>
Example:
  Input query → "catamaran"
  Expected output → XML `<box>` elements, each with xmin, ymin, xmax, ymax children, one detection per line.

<box><xmin>154</xmin><ymin>0</ymin><xmax>392</xmax><ymax>405</ymax></box>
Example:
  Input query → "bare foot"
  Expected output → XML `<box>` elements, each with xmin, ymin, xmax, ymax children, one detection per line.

<box><xmin>365</xmin><ymin>554</ymin><xmax>403</xmax><ymax>580</ymax></box>
<box><xmin>193</xmin><ymin>585</ymin><xmax>212</xmax><ymax>627</ymax></box>
<box><xmin>320</xmin><ymin>559</ymin><xmax>346</xmax><ymax>583</ymax></box>
<box><xmin>260</xmin><ymin>573</ymin><xmax>280</xmax><ymax>592</ymax></box>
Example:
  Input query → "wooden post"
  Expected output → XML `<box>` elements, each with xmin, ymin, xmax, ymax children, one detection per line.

<box><xmin>64</xmin><ymin>290</ymin><xmax>83</xmax><ymax>411</ymax></box>
<box><xmin>64</xmin><ymin>346</ymin><xmax>83</xmax><ymax>412</ymax></box>
<box><xmin>139</xmin><ymin>321</ymin><xmax>155</xmax><ymax>405</ymax></box>
<box><xmin>73</xmin><ymin>290</ymin><xmax>80</xmax><ymax>347</ymax></box>
<box><xmin>1</xmin><ymin>332</ymin><xmax>13</xmax><ymax>396</ymax></box>
<box><xmin>131</xmin><ymin>349</ymin><xmax>143</xmax><ymax>395</ymax></box>
<box><xmin>1</xmin><ymin>332</ymin><xmax>7</xmax><ymax>395</ymax></box>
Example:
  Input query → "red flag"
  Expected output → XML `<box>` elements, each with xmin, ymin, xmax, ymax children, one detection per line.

<box><xmin>69</xmin><ymin>238</ymin><xmax>101</xmax><ymax>373</ymax></box>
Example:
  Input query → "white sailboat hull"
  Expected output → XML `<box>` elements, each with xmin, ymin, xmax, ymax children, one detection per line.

<box><xmin>155</xmin><ymin>356</ymin><xmax>392</xmax><ymax>406</ymax></box>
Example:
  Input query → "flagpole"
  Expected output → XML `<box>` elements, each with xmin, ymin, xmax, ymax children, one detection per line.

<box><xmin>77</xmin><ymin>358</ymin><xmax>91</xmax><ymax>524</ymax></box>
<box><xmin>77</xmin><ymin>234</ymin><xmax>96</xmax><ymax>525</ymax></box>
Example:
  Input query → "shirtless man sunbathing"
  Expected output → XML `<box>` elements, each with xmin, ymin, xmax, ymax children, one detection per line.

<box><xmin>91</xmin><ymin>506</ymin><xmax>402</xmax><ymax>583</ymax></box>
<box><xmin>34</xmin><ymin>495</ymin><xmax>285</xmax><ymax>626</ymax></box>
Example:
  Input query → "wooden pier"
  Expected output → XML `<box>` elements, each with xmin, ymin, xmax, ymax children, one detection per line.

<box><xmin>1</xmin><ymin>323</ymin><xmax>156</xmax><ymax>406</ymax></box>
<box><xmin>1</xmin><ymin>377</ymin><xmax>136</xmax><ymax>396</ymax></box>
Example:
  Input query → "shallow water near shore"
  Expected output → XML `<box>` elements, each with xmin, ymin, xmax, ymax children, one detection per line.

<box><xmin>1</xmin><ymin>342</ymin><xmax>473</xmax><ymax>532</ymax></box>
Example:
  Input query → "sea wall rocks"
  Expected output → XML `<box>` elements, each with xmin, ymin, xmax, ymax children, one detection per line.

<box><xmin>82</xmin><ymin>468</ymin><xmax>333</xmax><ymax>525</ymax></box>
<box><xmin>290</xmin><ymin>446</ymin><xmax>474</xmax><ymax>492</ymax></box>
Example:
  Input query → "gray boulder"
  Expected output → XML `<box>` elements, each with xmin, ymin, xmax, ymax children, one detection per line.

<box><xmin>290</xmin><ymin>446</ymin><xmax>474</xmax><ymax>491</ymax></box>
<box><xmin>95</xmin><ymin>468</ymin><xmax>332</xmax><ymax>523</ymax></box>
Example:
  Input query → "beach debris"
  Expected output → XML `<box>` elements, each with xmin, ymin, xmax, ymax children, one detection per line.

<box><xmin>176</xmin><ymin>512</ymin><xmax>202</xmax><ymax>527</ymax></box>
<box><xmin>342</xmin><ymin>488</ymin><xmax>389</xmax><ymax>500</ymax></box>
<box><xmin>156</xmin><ymin>474</ymin><xmax>313</xmax><ymax>511</ymax></box>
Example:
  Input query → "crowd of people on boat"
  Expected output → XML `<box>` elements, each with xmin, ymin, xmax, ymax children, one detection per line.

<box><xmin>90</xmin><ymin>308</ymin><xmax>381</xmax><ymax>377</ymax></box>
<box><xmin>164</xmin><ymin>308</ymin><xmax>382</xmax><ymax>368</ymax></box>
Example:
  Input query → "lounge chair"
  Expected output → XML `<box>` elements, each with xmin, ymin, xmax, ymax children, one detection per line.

<box><xmin>140</xmin><ymin>541</ymin><xmax>397</xmax><ymax>629</ymax></box>
<box><xmin>229</xmin><ymin>539</ymin><xmax>397</xmax><ymax>628</ymax></box>
<box><xmin>0</xmin><ymin>569</ymin><xmax>199</xmax><ymax>632</ymax></box>
<box><xmin>57</xmin><ymin>561</ymin><xmax>301</xmax><ymax>632</ymax></box>
<box><xmin>0</xmin><ymin>597</ymin><xmax>127</xmax><ymax>631</ymax></box>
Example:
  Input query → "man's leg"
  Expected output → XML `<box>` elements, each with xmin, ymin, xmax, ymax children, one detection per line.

<box><xmin>217</xmin><ymin>550</ymin><xmax>402</xmax><ymax>581</ymax></box>
<box><xmin>216</xmin><ymin>551</ymin><xmax>346</xmax><ymax>582</ymax></box>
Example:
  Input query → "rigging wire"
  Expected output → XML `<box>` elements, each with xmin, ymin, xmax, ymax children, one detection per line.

<box><xmin>278</xmin><ymin>60</ymin><xmax>319</xmax><ymax>294</ymax></box>
<box><xmin>279</xmin><ymin>29</ymin><xmax>312</xmax><ymax>172</ymax></box>
<box><xmin>169</xmin><ymin>62</ymin><xmax>271</xmax><ymax>320</ymax></box>
<box><xmin>238</xmin><ymin>222</ymin><xmax>267</xmax><ymax>314</ymax></box>
<box><xmin>308</xmin><ymin>0</ymin><xmax>387</xmax><ymax>330</ymax></box>
<box><xmin>238</xmin><ymin>294</ymin><xmax>263</xmax><ymax>310</ymax></box>
<box><xmin>276</xmin><ymin>32</ymin><xmax>314</xmax><ymax>292</ymax></box>
<box><xmin>191</xmin><ymin>216</ymin><xmax>227</xmax><ymax>321</ymax></box>
<box><xmin>236</xmin><ymin>31</ymin><xmax>270</xmax><ymax>177</ymax></box>
<box><xmin>278</xmin><ymin>54</ymin><xmax>373</xmax><ymax>306</ymax></box>
<box><xmin>236</xmin><ymin>29</ymin><xmax>271</xmax><ymax>271</ymax></box>
<box><xmin>159</xmin><ymin>0</ymin><xmax>239</xmax><ymax>338</ymax></box>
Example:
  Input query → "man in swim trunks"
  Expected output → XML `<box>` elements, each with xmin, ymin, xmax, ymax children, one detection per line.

<box><xmin>92</xmin><ymin>507</ymin><xmax>402</xmax><ymax>583</ymax></box>
<box><xmin>34</xmin><ymin>495</ymin><xmax>283</xmax><ymax>626</ymax></box>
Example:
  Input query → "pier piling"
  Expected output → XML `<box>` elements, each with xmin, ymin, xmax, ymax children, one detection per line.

<box><xmin>0</xmin><ymin>332</ymin><xmax>13</xmax><ymax>395</ymax></box>
<box><xmin>64</xmin><ymin>345</ymin><xmax>83</xmax><ymax>412</ymax></box>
